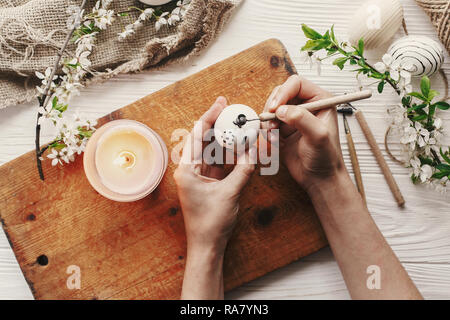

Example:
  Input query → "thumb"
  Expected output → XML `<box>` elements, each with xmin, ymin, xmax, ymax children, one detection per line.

<box><xmin>223</xmin><ymin>147</ymin><xmax>257</xmax><ymax>193</ymax></box>
<box><xmin>275</xmin><ymin>105</ymin><xmax>330</xmax><ymax>145</ymax></box>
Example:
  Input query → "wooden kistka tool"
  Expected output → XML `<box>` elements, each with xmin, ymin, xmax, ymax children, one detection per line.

<box><xmin>355</xmin><ymin>109</ymin><xmax>405</xmax><ymax>207</ymax></box>
<box><xmin>259</xmin><ymin>90</ymin><xmax>372</xmax><ymax>121</ymax></box>
<box><xmin>343</xmin><ymin>113</ymin><xmax>367</xmax><ymax>206</ymax></box>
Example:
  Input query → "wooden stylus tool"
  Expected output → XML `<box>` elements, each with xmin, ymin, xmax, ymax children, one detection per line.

<box><xmin>259</xmin><ymin>90</ymin><xmax>372</xmax><ymax>121</ymax></box>
<box><xmin>355</xmin><ymin>109</ymin><xmax>405</xmax><ymax>207</ymax></box>
<box><xmin>343</xmin><ymin>114</ymin><xmax>366</xmax><ymax>206</ymax></box>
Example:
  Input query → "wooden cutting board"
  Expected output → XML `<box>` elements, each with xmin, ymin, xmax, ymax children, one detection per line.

<box><xmin>0</xmin><ymin>39</ymin><xmax>327</xmax><ymax>299</ymax></box>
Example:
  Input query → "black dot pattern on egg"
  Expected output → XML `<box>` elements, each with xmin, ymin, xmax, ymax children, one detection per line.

<box><xmin>220</xmin><ymin>130</ymin><xmax>236</xmax><ymax>146</ymax></box>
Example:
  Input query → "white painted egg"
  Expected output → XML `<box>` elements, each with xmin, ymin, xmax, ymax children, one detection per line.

<box><xmin>387</xmin><ymin>36</ymin><xmax>445</xmax><ymax>77</ymax></box>
<box><xmin>214</xmin><ymin>104</ymin><xmax>260</xmax><ymax>151</ymax></box>
<box><xmin>347</xmin><ymin>0</ymin><xmax>403</xmax><ymax>50</ymax></box>
<box><xmin>139</xmin><ymin>0</ymin><xmax>172</xmax><ymax>5</ymax></box>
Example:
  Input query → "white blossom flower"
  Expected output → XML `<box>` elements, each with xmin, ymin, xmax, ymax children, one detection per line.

<box><xmin>118</xmin><ymin>24</ymin><xmax>136</xmax><ymax>41</ymax></box>
<box><xmin>66</xmin><ymin>5</ymin><xmax>84</xmax><ymax>30</ymax></box>
<box><xmin>139</xmin><ymin>8</ymin><xmax>154</xmax><ymax>21</ymax></box>
<box><xmin>76</xmin><ymin>51</ymin><xmax>92</xmax><ymax>69</ymax></box>
<box><xmin>410</xmin><ymin>157</ymin><xmax>433</xmax><ymax>183</ymax></box>
<box><xmin>374</xmin><ymin>54</ymin><xmax>393</xmax><ymax>74</ymax></box>
<box><xmin>37</xmin><ymin>105</ymin><xmax>60</xmax><ymax>126</ymax></box>
<box><xmin>75</xmin><ymin>33</ymin><xmax>97</xmax><ymax>56</ymax></box>
<box><xmin>390</xmin><ymin>60</ymin><xmax>413</xmax><ymax>83</ymax></box>
<box><xmin>299</xmin><ymin>51</ymin><xmax>321</xmax><ymax>75</ymax></box>
<box><xmin>72</xmin><ymin>138</ymin><xmax>89</xmax><ymax>155</ymax></box>
<box><xmin>176</xmin><ymin>0</ymin><xmax>191</xmax><ymax>16</ymax></box>
<box><xmin>434</xmin><ymin>176</ymin><xmax>448</xmax><ymax>194</ymax></box>
<box><xmin>400</xmin><ymin>125</ymin><xmax>418</xmax><ymax>150</ymax></box>
<box><xmin>155</xmin><ymin>12</ymin><xmax>169</xmax><ymax>31</ymax></box>
<box><xmin>93</xmin><ymin>8</ymin><xmax>115</xmax><ymax>29</ymax></box>
<box><xmin>387</xmin><ymin>104</ymin><xmax>409</xmax><ymax>127</ymax></box>
<box><xmin>419</xmin><ymin>164</ymin><xmax>433</xmax><ymax>183</ymax></box>
<box><xmin>168</xmin><ymin>13</ymin><xmax>181</xmax><ymax>25</ymax></box>
<box><xmin>54</xmin><ymin>75</ymin><xmax>83</xmax><ymax>103</ymax></box>
<box><xmin>434</xmin><ymin>117</ymin><xmax>442</xmax><ymax>130</ymax></box>
<box><xmin>35</xmin><ymin>67</ymin><xmax>58</xmax><ymax>95</ymax></box>
<box><xmin>398</xmin><ymin>77</ymin><xmax>413</xmax><ymax>97</ymax></box>
<box><xmin>47</xmin><ymin>149</ymin><xmax>62</xmax><ymax>166</ymax></box>
<box><xmin>59</xmin><ymin>147</ymin><xmax>75</xmax><ymax>164</ymax></box>
<box><xmin>102</xmin><ymin>0</ymin><xmax>113</xmax><ymax>9</ymax></box>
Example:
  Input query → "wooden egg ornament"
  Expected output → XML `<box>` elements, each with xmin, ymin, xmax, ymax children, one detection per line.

<box><xmin>347</xmin><ymin>0</ymin><xmax>404</xmax><ymax>50</ymax></box>
<box><xmin>387</xmin><ymin>36</ymin><xmax>445</xmax><ymax>77</ymax></box>
<box><xmin>214</xmin><ymin>104</ymin><xmax>260</xmax><ymax>152</ymax></box>
<box><xmin>139</xmin><ymin>0</ymin><xmax>172</xmax><ymax>6</ymax></box>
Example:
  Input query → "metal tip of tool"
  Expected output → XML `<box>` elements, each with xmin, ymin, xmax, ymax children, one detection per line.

<box><xmin>342</xmin><ymin>113</ymin><xmax>350</xmax><ymax>134</ymax></box>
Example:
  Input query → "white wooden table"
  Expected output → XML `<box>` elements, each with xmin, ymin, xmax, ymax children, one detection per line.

<box><xmin>1</xmin><ymin>0</ymin><xmax>449</xmax><ymax>300</ymax></box>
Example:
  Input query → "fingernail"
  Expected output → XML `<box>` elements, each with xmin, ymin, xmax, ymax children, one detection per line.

<box><xmin>249</xmin><ymin>146</ymin><xmax>257</xmax><ymax>158</ymax></box>
<box><xmin>276</xmin><ymin>106</ymin><xmax>288</xmax><ymax>118</ymax></box>
<box><xmin>269</xmin><ymin>99</ymin><xmax>278</xmax><ymax>112</ymax></box>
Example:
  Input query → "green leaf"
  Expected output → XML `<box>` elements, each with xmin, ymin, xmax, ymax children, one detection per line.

<box><xmin>435</xmin><ymin>101</ymin><xmax>450</xmax><ymax>110</ymax></box>
<box><xmin>49</xmin><ymin>142</ymin><xmax>66</xmax><ymax>150</ymax></box>
<box><xmin>402</xmin><ymin>96</ymin><xmax>412</xmax><ymax>106</ymax></box>
<box><xmin>411</xmin><ymin>174</ymin><xmax>419</xmax><ymax>184</ymax></box>
<box><xmin>428</xmin><ymin>104</ymin><xmax>436</xmax><ymax>118</ymax></box>
<box><xmin>358</xmin><ymin>38</ymin><xmax>364</xmax><ymax>56</ymax></box>
<box><xmin>377</xmin><ymin>81</ymin><xmax>385</xmax><ymax>93</ymax></box>
<box><xmin>419</xmin><ymin>156</ymin><xmax>434</xmax><ymax>166</ymax></box>
<box><xmin>436</xmin><ymin>163</ymin><xmax>450</xmax><ymax>171</ymax></box>
<box><xmin>412</xmin><ymin>114</ymin><xmax>427</xmax><ymax>121</ymax></box>
<box><xmin>428</xmin><ymin>90</ymin><xmax>439</xmax><ymax>102</ymax></box>
<box><xmin>52</xmin><ymin>96</ymin><xmax>58</xmax><ymax>109</ymax></box>
<box><xmin>440</xmin><ymin>148</ymin><xmax>450</xmax><ymax>164</ymax></box>
<box><xmin>333</xmin><ymin>57</ymin><xmax>348</xmax><ymax>70</ymax></box>
<box><xmin>330</xmin><ymin>25</ymin><xmax>337</xmax><ymax>42</ymax></box>
<box><xmin>408</xmin><ymin>92</ymin><xmax>428</xmax><ymax>102</ymax></box>
<box><xmin>432</xmin><ymin>171</ymin><xmax>450</xmax><ymax>179</ymax></box>
<box><xmin>301</xmin><ymin>24</ymin><xmax>323</xmax><ymax>40</ymax></box>
<box><xmin>407</xmin><ymin>103</ymin><xmax>427</xmax><ymax>113</ymax></box>
<box><xmin>420</xmin><ymin>76</ymin><xmax>430</xmax><ymax>99</ymax></box>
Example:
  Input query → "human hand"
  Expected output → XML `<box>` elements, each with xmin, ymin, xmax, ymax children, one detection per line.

<box><xmin>262</xmin><ymin>75</ymin><xmax>346</xmax><ymax>193</ymax></box>
<box><xmin>174</xmin><ymin>96</ymin><xmax>256</xmax><ymax>252</ymax></box>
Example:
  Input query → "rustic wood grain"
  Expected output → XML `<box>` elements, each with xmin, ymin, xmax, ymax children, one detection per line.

<box><xmin>1</xmin><ymin>0</ymin><xmax>450</xmax><ymax>301</ymax></box>
<box><xmin>0</xmin><ymin>39</ymin><xmax>327</xmax><ymax>299</ymax></box>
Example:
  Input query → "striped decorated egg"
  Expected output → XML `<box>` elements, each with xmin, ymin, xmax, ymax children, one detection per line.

<box><xmin>387</xmin><ymin>36</ymin><xmax>445</xmax><ymax>77</ymax></box>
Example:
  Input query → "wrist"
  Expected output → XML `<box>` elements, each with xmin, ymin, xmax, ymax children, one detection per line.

<box><xmin>187</xmin><ymin>238</ymin><xmax>227</xmax><ymax>258</ymax></box>
<box><xmin>305</xmin><ymin>168</ymin><xmax>352</xmax><ymax>199</ymax></box>
<box><xmin>305</xmin><ymin>168</ymin><xmax>361</xmax><ymax>215</ymax></box>
<box><xmin>186</xmin><ymin>242</ymin><xmax>225</xmax><ymax>270</ymax></box>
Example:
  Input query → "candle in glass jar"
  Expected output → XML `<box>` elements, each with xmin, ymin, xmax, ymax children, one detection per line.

<box><xmin>84</xmin><ymin>120</ymin><xmax>168</xmax><ymax>202</ymax></box>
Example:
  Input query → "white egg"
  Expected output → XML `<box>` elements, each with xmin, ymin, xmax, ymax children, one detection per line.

<box><xmin>214</xmin><ymin>104</ymin><xmax>260</xmax><ymax>151</ymax></box>
<box><xmin>139</xmin><ymin>0</ymin><xmax>172</xmax><ymax>5</ymax></box>
<box><xmin>387</xmin><ymin>36</ymin><xmax>445</xmax><ymax>77</ymax></box>
<box><xmin>347</xmin><ymin>0</ymin><xmax>404</xmax><ymax>50</ymax></box>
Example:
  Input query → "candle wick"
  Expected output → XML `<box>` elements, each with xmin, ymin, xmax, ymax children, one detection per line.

<box><xmin>113</xmin><ymin>151</ymin><xmax>136</xmax><ymax>169</ymax></box>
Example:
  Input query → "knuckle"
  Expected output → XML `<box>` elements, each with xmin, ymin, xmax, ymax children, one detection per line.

<box><xmin>288</xmin><ymin>74</ymin><xmax>300</xmax><ymax>82</ymax></box>
<box><xmin>173</xmin><ymin>167</ymin><xmax>187</xmax><ymax>185</ymax></box>
<box><xmin>287</xmin><ymin>108</ymin><xmax>305</xmax><ymax>122</ymax></box>
<box><xmin>315</xmin><ymin>127</ymin><xmax>330</xmax><ymax>145</ymax></box>
<box><xmin>243</xmin><ymin>164</ymin><xmax>255</xmax><ymax>176</ymax></box>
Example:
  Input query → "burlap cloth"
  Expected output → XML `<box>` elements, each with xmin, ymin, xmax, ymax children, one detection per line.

<box><xmin>416</xmin><ymin>0</ymin><xmax>450</xmax><ymax>53</ymax></box>
<box><xmin>0</xmin><ymin>0</ymin><xmax>242</xmax><ymax>109</ymax></box>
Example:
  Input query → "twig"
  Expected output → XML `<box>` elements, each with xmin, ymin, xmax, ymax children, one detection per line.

<box><xmin>35</xmin><ymin>0</ymin><xmax>88</xmax><ymax>181</ymax></box>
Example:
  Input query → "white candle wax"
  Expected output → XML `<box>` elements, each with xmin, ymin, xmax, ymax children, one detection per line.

<box><xmin>95</xmin><ymin>126</ymin><xmax>155</xmax><ymax>195</ymax></box>
<box><xmin>84</xmin><ymin>120</ymin><xmax>168</xmax><ymax>202</ymax></box>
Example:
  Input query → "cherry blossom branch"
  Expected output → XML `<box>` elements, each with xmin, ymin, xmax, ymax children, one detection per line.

<box><xmin>35</xmin><ymin>0</ymin><xmax>88</xmax><ymax>181</ymax></box>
